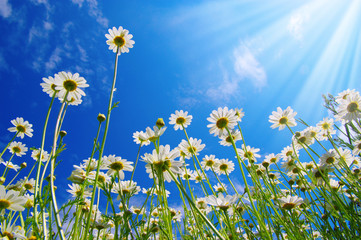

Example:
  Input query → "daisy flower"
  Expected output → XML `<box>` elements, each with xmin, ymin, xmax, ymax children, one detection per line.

<box><xmin>207</xmin><ymin>107</ymin><xmax>237</xmax><ymax>137</ymax></box>
<box><xmin>1</xmin><ymin>161</ymin><xmax>20</xmax><ymax>172</ymax></box>
<box><xmin>139</xmin><ymin>126</ymin><xmax>167</xmax><ymax>142</ymax></box>
<box><xmin>280</xmin><ymin>146</ymin><xmax>299</xmax><ymax>161</ymax></box>
<box><xmin>111</xmin><ymin>180</ymin><xmax>141</xmax><ymax>199</ymax></box>
<box><xmin>67</xmin><ymin>183</ymin><xmax>92</xmax><ymax>198</ymax></box>
<box><xmin>0</xmin><ymin>185</ymin><xmax>27</xmax><ymax>211</ymax></box>
<box><xmin>292</xmin><ymin>130</ymin><xmax>314</xmax><ymax>149</ymax></box>
<box><xmin>169</xmin><ymin>110</ymin><xmax>193</xmax><ymax>130</ymax></box>
<box><xmin>353</xmin><ymin>139</ymin><xmax>361</xmax><ymax>156</ymax></box>
<box><xmin>219</xmin><ymin>129</ymin><xmax>242</xmax><ymax>146</ymax></box>
<box><xmin>319</xmin><ymin>150</ymin><xmax>338</xmax><ymax>166</ymax></box>
<box><xmin>278</xmin><ymin>195</ymin><xmax>303</xmax><ymax>210</ymax></box>
<box><xmin>41</xmin><ymin>75</ymin><xmax>58</xmax><ymax>98</ymax></box>
<box><xmin>54</xmin><ymin>71</ymin><xmax>89</xmax><ymax>102</ymax></box>
<box><xmin>105</xmin><ymin>26</ymin><xmax>135</xmax><ymax>55</ymax></box>
<box><xmin>31</xmin><ymin>148</ymin><xmax>49</xmax><ymax>162</ymax></box>
<box><xmin>130</xmin><ymin>206</ymin><xmax>146</xmax><ymax>215</ymax></box>
<box><xmin>8</xmin><ymin>117</ymin><xmax>33</xmax><ymax>139</ymax></box>
<box><xmin>316</xmin><ymin>117</ymin><xmax>336</xmax><ymax>139</ymax></box>
<box><xmin>237</xmin><ymin>145</ymin><xmax>261</xmax><ymax>163</ymax></box>
<box><xmin>205</xmin><ymin>193</ymin><xmax>238</xmax><ymax>211</ymax></box>
<box><xmin>335</xmin><ymin>89</ymin><xmax>358</xmax><ymax>103</ymax></box>
<box><xmin>234</xmin><ymin>108</ymin><xmax>245</xmax><ymax>122</ymax></box>
<box><xmin>177</xmin><ymin>138</ymin><xmax>205</xmax><ymax>159</ymax></box>
<box><xmin>336</xmin><ymin>91</ymin><xmax>361</xmax><ymax>123</ymax></box>
<box><xmin>180</xmin><ymin>168</ymin><xmax>196</xmax><ymax>180</ymax></box>
<box><xmin>214</xmin><ymin>159</ymin><xmax>235</xmax><ymax>175</ymax></box>
<box><xmin>142</xmin><ymin>145</ymin><xmax>182</xmax><ymax>182</ymax></box>
<box><xmin>8</xmin><ymin>141</ymin><xmax>28</xmax><ymax>157</ymax></box>
<box><xmin>201</xmin><ymin>155</ymin><xmax>219</xmax><ymax>171</ymax></box>
<box><xmin>269</xmin><ymin>106</ymin><xmax>297</xmax><ymax>130</ymax></box>
<box><xmin>263</xmin><ymin>153</ymin><xmax>279</xmax><ymax>166</ymax></box>
<box><xmin>103</xmin><ymin>155</ymin><xmax>134</xmax><ymax>179</ymax></box>
<box><xmin>213</xmin><ymin>183</ymin><xmax>227</xmax><ymax>193</ymax></box>
<box><xmin>133</xmin><ymin>130</ymin><xmax>150</xmax><ymax>146</ymax></box>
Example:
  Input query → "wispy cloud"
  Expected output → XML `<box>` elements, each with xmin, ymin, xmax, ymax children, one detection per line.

<box><xmin>71</xmin><ymin>0</ymin><xmax>84</xmax><ymax>7</ymax></box>
<box><xmin>0</xmin><ymin>0</ymin><xmax>12</xmax><ymax>18</ymax></box>
<box><xmin>71</xmin><ymin>0</ymin><xmax>108</xmax><ymax>27</ymax></box>
<box><xmin>45</xmin><ymin>47</ymin><xmax>62</xmax><ymax>73</ymax></box>
<box><xmin>233</xmin><ymin>42</ymin><xmax>267</xmax><ymax>89</ymax></box>
<box><xmin>287</xmin><ymin>6</ymin><xmax>310</xmax><ymax>42</ymax></box>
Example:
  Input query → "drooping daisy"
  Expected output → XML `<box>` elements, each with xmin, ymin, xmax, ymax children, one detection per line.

<box><xmin>177</xmin><ymin>138</ymin><xmax>205</xmax><ymax>159</ymax></box>
<box><xmin>133</xmin><ymin>130</ymin><xmax>150</xmax><ymax>146</ymax></box>
<box><xmin>54</xmin><ymin>71</ymin><xmax>89</xmax><ymax>102</ymax></box>
<box><xmin>103</xmin><ymin>155</ymin><xmax>134</xmax><ymax>179</ymax></box>
<box><xmin>0</xmin><ymin>185</ymin><xmax>27</xmax><ymax>212</ymax></box>
<box><xmin>201</xmin><ymin>155</ymin><xmax>219</xmax><ymax>171</ymax></box>
<box><xmin>8</xmin><ymin>117</ymin><xmax>33</xmax><ymax>139</ymax></box>
<box><xmin>139</xmin><ymin>126</ymin><xmax>167</xmax><ymax>143</ymax></box>
<box><xmin>31</xmin><ymin>148</ymin><xmax>49</xmax><ymax>162</ymax></box>
<box><xmin>214</xmin><ymin>159</ymin><xmax>235</xmax><ymax>175</ymax></box>
<box><xmin>278</xmin><ymin>195</ymin><xmax>303</xmax><ymax>210</ymax></box>
<box><xmin>105</xmin><ymin>26</ymin><xmax>135</xmax><ymax>55</ymax></box>
<box><xmin>169</xmin><ymin>110</ymin><xmax>193</xmax><ymax>130</ymax></box>
<box><xmin>1</xmin><ymin>161</ymin><xmax>20</xmax><ymax>172</ymax></box>
<box><xmin>336</xmin><ymin>91</ymin><xmax>361</xmax><ymax>123</ymax></box>
<box><xmin>219</xmin><ymin>129</ymin><xmax>242</xmax><ymax>146</ymax></box>
<box><xmin>269</xmin><ymin>106</ymin><xmax>297</xmax><ymax>130</ymax></box>
<box><xmin>205</xmin><ymin>193</ymin><xmax>238</xmax><ymax>211</ymax></box>
<box><xmin>8</xmin><ymin>141</ymin><xmax>28</xmax><ymax>157</ymax></box>
<box><xmin>41</xmin><ymin>75</ymin><xmax>58</xmax><ymax>97</ymax></box>
<box><xmin>111</xmin><ymin>180</ymin><xmax>141</xmax><ymax>199</ymax></box>
<box><xmin>207</xmin><ymin>107</ymin><xmax>238</xmax><ymax>137</ymax></box>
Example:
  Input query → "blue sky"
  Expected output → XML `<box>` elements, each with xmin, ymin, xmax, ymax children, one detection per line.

<box><xmin>1</xmin><ymin>0</ymin><xmax>361</xmax><ymax>206</ymax></box>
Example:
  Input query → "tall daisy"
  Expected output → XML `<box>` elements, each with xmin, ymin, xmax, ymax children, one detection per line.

<box><xmin>169</xmin><ymin>110</ymin><xmax>193</xmax><ymax>130</ymax></box>
<box><xmin>8</xmin><ymin>141</ymin><xmax>28</xmax><ymax>157</ymax></box>
<box><xmin>219</xmin><ymin>129</ymin><xmax>242</xmax><ymax>146</ymax></box>
<box><xmin>201</xmin><ymin>155</ymin><xmax>219</xmax><ymax>171</ymax></box>
<box><xmin>8</xmin><ymin>117</ymin><xmax>33</xmax><ymax>139</ymax></box>
<box><xmin>31</xmin><ymin>148</ymin><xmax>49</xmax><ymax>162</ymax></box>
<box><xmin>177</xmin><ymin>138</ymin><xmax>205</xmax><ymax>159</ymax></box>
<box><xmin>269</xmin><ymin>106</ymin><xmax>297</xmax><ymax>130</ymax></box>
<box><xmin>214</xmin><ymin>159</ymin><xmax>235</xmax><ymax>175</ymax></box>
<box><xmin>54</xmin><ymin>71</ymin><xmax>89</xmax><ymax>103</ymax></box>
<box><xmin>103</xmin><ymin>155</ymin><xmax>134</xmax><ymax>179</ymax></box>
<box><xmin>105</xmin><ymin>26</ymin><xmax>135</xmax><ymax>55</ymax></box>
<box><xmin>205</xmin><ymin>193</ymin><xmax>238</xmax><ymax>211</ymax></box>
<box><xmin>207</xmin><ymin>107</ymin><xmax>237</xmax><ymax>137</ymax></box>
<box><xmin>336</xmin><ymin>91</ymin><xmax>361</xmax><ymax>123</ymax></box>
<box><xmin>41</xmin><ymin>75</ymin><xmax>58</xmax><ymax>97</ymax></box>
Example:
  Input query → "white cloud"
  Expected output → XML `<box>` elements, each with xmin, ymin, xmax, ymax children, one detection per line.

<box><xmin>206</xmin><ymin>70</ymin><xmax>239</xmax><ymax>102</ymax></box>
<box><xmin>71</xmin><ymin>0</ymin><xmax>85</xmax><ymax>7</ymax></box>
<box><xmin>0</xmin><ymin>0</ymin><xmax>12</xmax><ymax>18</ymax></box>
<box><xmin>287</xmin><ymin>6</ymin><xmax>310</xmax><ymax>41</ymax></box>
<box><xmin>233</xmin><ymin>42</ymin><xmax>267</xmax><ymax>89</ymax></box>
<box><xmin>45</xmin><ymin>47</ymin><xmax>62</xmax><ymax>72</ymax></box>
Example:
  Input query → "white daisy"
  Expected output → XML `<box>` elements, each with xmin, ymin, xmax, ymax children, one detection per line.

<box><xmin>139</xmin><ymin>126</ymin><xmax>167</xmax><ymax>143</ymax></box>
<box><xmin>269</xmin><ymin>106</ymin><xmax>297</xmax><ymax>130</ymax></box>
<box><xmin>40</xmin><ymin>75</ymin><xmax>58</xmax><ymax>98</ymax></box>
<box><xmin>278</xmin><ymin>195</ymin><xmax>303</xmax><ymax>210</ymax></box>
<box><xmin>205</xmin><ymin>193</ymin><xmax>238</xmax><ymax>211</ymax></box>
<box><xmin>67</xmin><ymin>183</ymin><xmax>92</xmax><ymax>198</ymax></box>
<box><xmin>201</xmin><ymin>155</ymin><xmax>219</xmax><ymax>171</ymax></box>
<box><xmin>111</xmin><ymin>180</ymin><xmax>141</xmax><ymax>199</ymax></box>
<box><xmin>8</xmin><ymin>141</ymin><xmax>27</xmax><ymax>157</ymax></box>
<box><xmin>319</xmin><ymin>150</ymin><xmax>338</xmax><ymax>166</ymax></box>
<box><xmin>207</xmin><ymin>107</ymin><xmax>237</xmax><ymax>137</ymax></box>
<box><xmin>31</xmin><ymin>148</ymin><xmax>49</xmax><ymax>162</ymax></box>
<box><xmin>105</xmin><ymin>26</ymin><xmax>135</xmax><ymax>55</ymax></box>
<box><xmin>353</xmin><ymin>139</ymin><xmax>361</xmax><ymax>156</ymax></box>
<box><xmin>54</xmin><ymin>71</ymin><xmax>89</xmax><ymax>102</ymax></box>
<box><xmin>234</xmin><ymin>108</ymin><xmax>245</xmax><ymax>122</ymax></box>
<box><xmin>316</xmin><ymin>117</ymin><xmax>336</xmax><ymax>139</ymax></box>
<box><xmin>103</xmin><ymin>155</ymin><xmax>134</xmax><ymax>179</ymax></box>
<box><xmin>7</xmin><ymin>117</ymin><xmax>33</xmax><ymax>139</ymax></box>
<box><xmin>133</xmin><ymin>130</ymin><xmax>150</xmax><ymax>146</ymax></box>
<box><xmin>169</xmin><ymin>110</ymin><xmax>193</xmax><ymax>131</ymax></box>
<box><xmin>0</xmin><ymin>185</ymin><xmax>26</xmax><ymax>211</ymax></box>
<box><xmin>214</xmin><ymin>159</ymin><xmax>235</xmax><ymax>175</ymax></box>
<box><xmin>237</xmin><ymin>145</ymin><xmax>261</xmax><ymax>163</ymax></box>
<box><xmin>219</xmin><ymin>129</ymin><xmax>242</xmax><ymax>146</ymax></box>
<box><xmin>213</xmin><ymin>183</ymin><xmax>227</xmax><ymax>193</ymax></box>
<box><xmin>177</xmin><ymin>138</ymin><xmax>205</xmax><ymax>159</ymax></box>
<box><xmin>336</xmin><ymin>91</ymin><xmax>361</xmax><ymax>123</ymax></box>
<box><xmin>1</xmin><ymin>161</ymin><xmax>20</xmax><ymax>172</ymax></box>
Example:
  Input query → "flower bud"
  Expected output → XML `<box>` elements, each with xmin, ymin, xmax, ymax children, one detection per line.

<box><xmin>0</xmin><ymin>177</ymin><xmax>5</xmax><ymax>185</ymax></box>
<box><xmin>60</xmin><ymin>130</ymin><xmax>67</xmax><ymax>138</ymax></box>
<box><xmin>21</xmin><ymin>162</ymin><xmax>27</xmax><ymax>169</ymax></box>
<box><xmin>97</xmin><ymin>113</ymin><xmax>106</xmax><ymax>123</ymax></box>
<box><xmin>156</xmin><ymin>118</ymin><xmax>165</xmax><ymax>129</ymax></box>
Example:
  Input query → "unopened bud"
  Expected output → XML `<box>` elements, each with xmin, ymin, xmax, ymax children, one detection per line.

<box><xmin>60</xmin><ymin>130</ymin><xmax>67</xmax><ymax>138</ymax></box>
<box><xmin>0</xmin><ymin>177</ymin><xmax>5</xmax><ymax>185</ymax></box>
<box><xmin>97</xmin><ymin>113</ymin><xmax>106</xmax><ymax>123</ymax></box>
<box><xmin>21</xmin><ymin>162</ymin><xmax>27</xmax><ymax>169</ymax></box>
<box><xmin>156</xmin><ymin>118</ymin><xmax>165</xmax><ymax>129</ymax></box>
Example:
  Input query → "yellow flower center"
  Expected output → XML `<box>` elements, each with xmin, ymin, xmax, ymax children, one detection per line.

<box><xmin>114</xmin><ymin>36</ymin><xmax>125</xmax><ymax>47</ymax></box>
<box><xmin>187</xmin><ymin>146</ymin><xmax>197</xmax><ymax>154</ymax></box>
<box><xmin>225</xmin><ymin>135</ymin><xmax>235</xmax><ymax>143</ymax></box>
<box><xmin>216</xmin><ymin>117</ymin><xmax>228</xmax><ymax>129</ymax></box>
<box><xmin>16</xmin><ymin>125</ymin><xmax>26</xmax><ymax>133</ymax></box>
<box><xmin>279</xmin><ymin>117</ymin><xmax>288</xmax><ymax>125</ymax></box>
<box><xmin>205</xmin><ymin>160</ymin><xmax>214</xmax><ymax>167</ymax></box>
<box><xmin>326</xmin><ymin>157</ymin><xmax>335</xmax><ymax>164</ymax></box>
<box><xmin>12</xmin><ymin>146</ymin><xmax>21</xmax><ymax>153</ymax></box>
<box><xmin>282</xmin><ymin>203</ymin><xmax>296</xmax><ymax>210</ymax></box>
<box><xmin>176</xmin><ymin>117</ymin><xmax>186</xmax><ymax>125</ymax></box>
<box><xmin>24</xmin><ymin>183</ymin><xmax>33</xmax><ymax>190</ymax></box>
<box><xmin>0</xmin><ymin>199</ymin><xmax>11</xmax><ymax>209</ymax></box>
<box><xmin>347</xmin><ymin>102</ymin><xmax>358</xmax><ymax>113</ymax></box>
<box><xmin>219</xmin><ymin>164</ymin><xmax>228</xmax><ymax>171</ymax></box>
<box><xmin>110</xmin><ymin>162</ymin><xmax>124</xmax><ymax>171</ymax></box>
<box><xmin>63</xmin><ymin>79</ymin><xmax>77</xmax><ymax>92</ymax></box>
